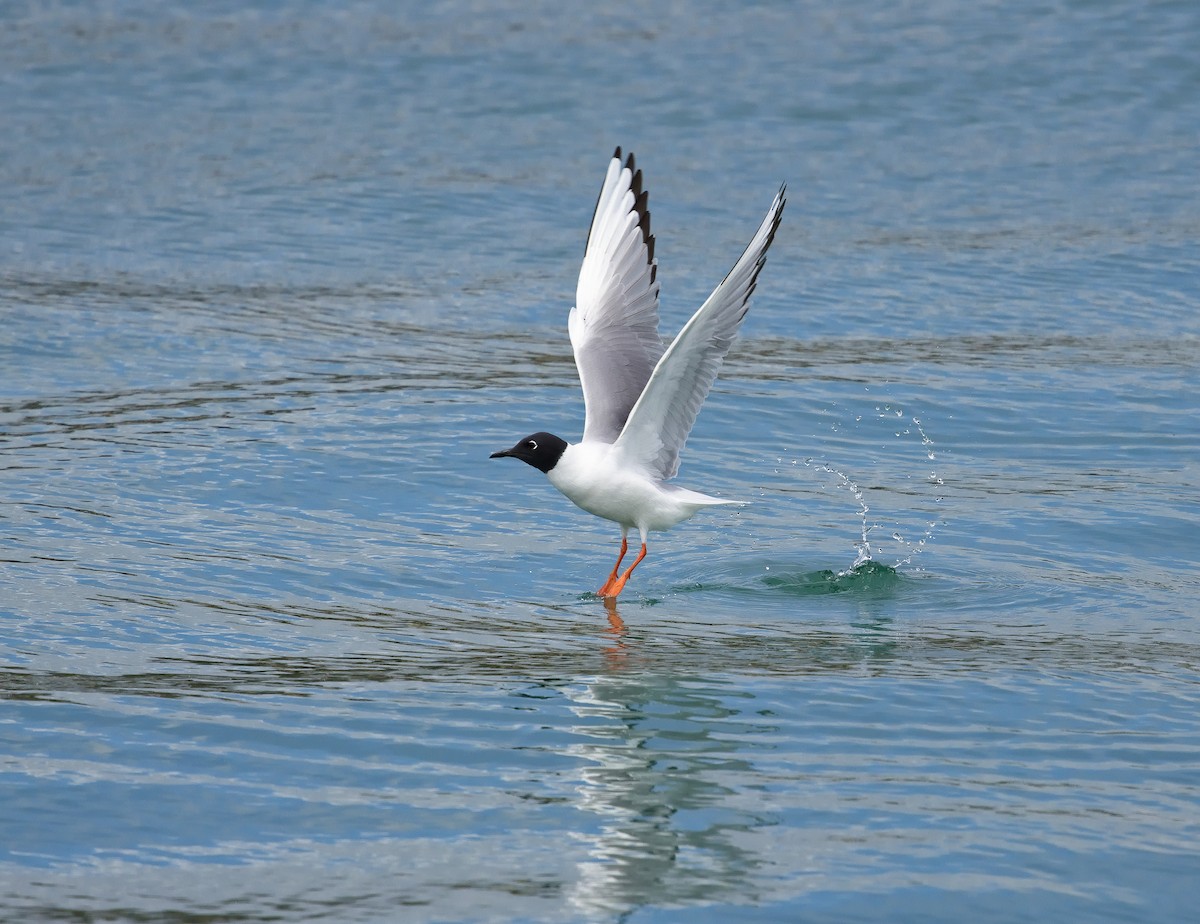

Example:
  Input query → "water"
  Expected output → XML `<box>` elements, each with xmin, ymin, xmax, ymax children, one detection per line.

<box><xmin>2</xmin><ymin>1</ymin><xmax>1199</xmax><ymax>921</ymax></box>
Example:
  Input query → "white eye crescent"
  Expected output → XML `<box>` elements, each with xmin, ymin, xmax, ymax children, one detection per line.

<box><xmin>528</xmin><ymin>440</ymin><xmax>538</xmax><ymax>450</ymax></box>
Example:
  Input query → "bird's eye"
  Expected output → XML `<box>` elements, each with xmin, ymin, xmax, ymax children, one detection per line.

<box><xmin>527</xmin><ymin>440</ymin><xmax>538</xmax><ymax>450</ymax></box>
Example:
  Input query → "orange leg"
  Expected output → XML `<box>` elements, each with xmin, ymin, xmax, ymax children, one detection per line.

<box><xmin>602</xmin><ymin>542</ymin><xmax>647</xmax><ymax>599</ymax></box>
<box><xmin>596</xmin><ymin>536</ymin><xmax>628</xmax><ymax>597</ymax></box>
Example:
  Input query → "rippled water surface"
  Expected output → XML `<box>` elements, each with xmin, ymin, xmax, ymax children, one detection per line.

<box><xmin>3</xmin><ymin>2</ymin><xmax>1199</xmax><ymax>921</ymax></box>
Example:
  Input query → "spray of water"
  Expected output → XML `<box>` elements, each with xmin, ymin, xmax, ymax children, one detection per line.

<box><xmin>800</xmin><ymin>405</ymin><xmax>945</xmax><ymax>573</ymax></box>
<box><xmin>801</xmin><ymin>458</ymin><xmax>876</xmax><ymax>572</ymax></box>
<box><xmin>891</xmin><ymin>411</ymin><xmax>944</xmax><ymax>568</ymax></box>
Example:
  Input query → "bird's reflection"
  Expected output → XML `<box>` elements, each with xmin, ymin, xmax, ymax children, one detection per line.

<box><xmin>564</xmin><ymin>604</ymin><xmax>770</xmax><ymax>918</ymax></box>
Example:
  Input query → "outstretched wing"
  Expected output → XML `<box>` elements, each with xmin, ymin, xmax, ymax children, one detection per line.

<box><xmin>614</xmin><ymin>184</ymin><xmax>786</xmax><ymax>479</ymax></box>
<box><xmin>569</xmin><ymin>148</ymin><xmax>664</xmax><ymax>444</ymax></box>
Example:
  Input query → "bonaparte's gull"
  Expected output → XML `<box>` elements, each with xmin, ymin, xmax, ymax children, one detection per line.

<box><xmin>492</xmin><ymin>148</ymin><xmax>785</xmax><ymax>599</ymax></box>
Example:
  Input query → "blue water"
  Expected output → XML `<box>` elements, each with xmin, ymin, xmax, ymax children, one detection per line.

<box><xmin>3</xmin><ymin>1</ymin><xmax>1199</xmax><ymax>921</ymax></box>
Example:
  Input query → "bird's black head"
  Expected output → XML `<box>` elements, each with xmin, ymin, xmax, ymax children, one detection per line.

<box><xmin>489</xmin><ymin>431</ymin><xmax>567</xmax><ymax>474</ymax></box>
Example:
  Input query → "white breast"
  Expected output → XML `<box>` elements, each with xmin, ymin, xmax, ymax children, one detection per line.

<box><xmin>547</xmin><ymin>442</ymin><xmax>731</xmax><ymax>532</ymax></box>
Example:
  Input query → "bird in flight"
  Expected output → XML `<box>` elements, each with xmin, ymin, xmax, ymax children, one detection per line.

<box><xmin>492</xmin><ymin>148</ymin><xmax>785</xmax><ymax>599</ymax></box>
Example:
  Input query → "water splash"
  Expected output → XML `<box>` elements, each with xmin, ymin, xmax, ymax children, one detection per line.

<box><xmin>797</xmin><ymin>405</ymin><xmax>945</xmax><ymax>573</ymax></box>
<box><xmin>887</xmin><ymin>410</ymin><xmax>945</xmax><ymax>569</ymax></box>
<box><xmin>801</xmin><ymin>457</ymin><xmax>876</xmax><ymax>572</ymax></box>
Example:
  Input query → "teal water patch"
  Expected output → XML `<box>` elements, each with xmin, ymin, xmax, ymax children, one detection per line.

<box><xmin>761</xmin><ymin>559</ymin><xmax>903</xmax><ymax>596</ymax></box>
<box><xmin>668</xmin><ymin>559</ymin><xmax>906</xmax><ymax>599</ymax></box>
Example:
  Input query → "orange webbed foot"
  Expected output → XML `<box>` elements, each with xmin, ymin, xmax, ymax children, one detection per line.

<box><xmin>601</xmin><ymin>542</ymin><xmax>647</xmax><ymax>599</ymax></box>
<box><xmin>596</xmin><ymin>536</ymin><xmax>628</xmax><ymax>597</ymax></box>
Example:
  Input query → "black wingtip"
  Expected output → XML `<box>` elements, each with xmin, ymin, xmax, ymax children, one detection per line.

<box><xmin>586</xmin><ymin>148</ymin><xmax>628</xmax><ymax>257</ymax></box>
<box><xmin>635</xmin><ymin>189</ymin><xmax>650</xmax><ymax>232</ymax></box>
<box><xmin>632</xmin><ymin>180</ymin><xmax>656</xmax><ymax>273</ymax></box>
<box><xmin>763</xmin><ymin>185</ymin><xmax>787</xmax><ymax>251</ymax></box>
<box><xmin>587</xmin><ymin>147</ymin><xmax>657</xmax><ymax>275</ymax></box>
<box><xmin>718</xmin><ymin>183</ymin><xmax>787</xmax><ymax>316</ymax></box>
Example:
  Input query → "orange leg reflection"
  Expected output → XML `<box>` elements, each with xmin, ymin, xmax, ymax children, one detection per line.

<box><xmin>602</xmin><ymin>594</ymin><xmax>626</xmax><ymax>634</ymax></box>
<box><xmin>602</xmin><ymin>594</ymin><xmax>628</xmax><ymax>670</ymax></box>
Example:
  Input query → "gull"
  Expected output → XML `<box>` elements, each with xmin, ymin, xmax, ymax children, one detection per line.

<box><xmin>491</xmin><ymin>148</ymin><xmax>785</xmax><ymax>599</ymax></box>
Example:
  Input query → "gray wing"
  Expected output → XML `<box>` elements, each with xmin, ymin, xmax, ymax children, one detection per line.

<box><xmin>615</xmin><ymin>184</ymin><xmax>786</xmax><ymax>479</ymax></box>
<box><xmin>568</xmin><ymin>148</ymin><xmax>664</xmax><ymax>444</ymax></box>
